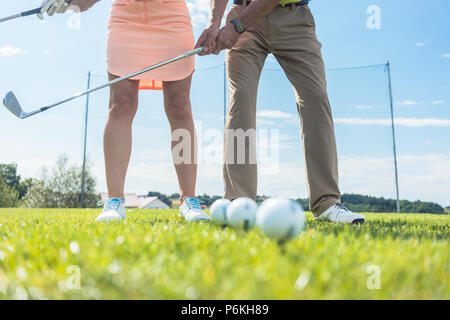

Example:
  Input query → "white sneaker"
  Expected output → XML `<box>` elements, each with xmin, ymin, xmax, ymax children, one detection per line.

<box><xmin>96</xmin><ymin>198</ymin><xmax>126</xmax><ymax>222</ymax></box>
<box><xmin>317</xmin><ymin>203</ymin><xmax>365</xmax><ymax>224</ymax></box>
<box><xmin>179</xmin><ymin>197</ymin><xmax>210</xmax><ymax>222</ymax></box>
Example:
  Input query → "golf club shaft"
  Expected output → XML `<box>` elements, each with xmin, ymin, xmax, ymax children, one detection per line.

<box><xmin>22</xmin><ymin>47</ymin><xmax>203</xmax><ymax>118</ymax></box>
<box><xmin>0</xmin><ymin>7</ymin><xmax>41</xmax><ymax>23</ymax></box>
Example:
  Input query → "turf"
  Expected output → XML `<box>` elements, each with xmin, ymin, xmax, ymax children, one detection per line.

<box><xmin>0</xmin><ymin>208</ymin><xmax>448</xmax><ymax>300</ymax></box>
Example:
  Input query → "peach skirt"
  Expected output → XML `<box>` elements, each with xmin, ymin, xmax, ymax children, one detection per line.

<box><xmin>106</xmin><ymin>0</ymin><xmax>195</xmax><ymax>89</ymax></box>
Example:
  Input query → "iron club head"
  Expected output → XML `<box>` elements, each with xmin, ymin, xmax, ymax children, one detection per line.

<box><xmin>3</xmin><ymin>91</ymin><xmax>25</xmax><ymax>119</ymax></box>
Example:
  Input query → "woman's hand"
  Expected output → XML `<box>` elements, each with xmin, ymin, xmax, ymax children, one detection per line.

<box><xmin>38</xmin><ymin>0</ymin><xmax>70</xmax><ymax>20</ymax></box>
<box><xmin>38</xmin><ymin>0</ymin><xmax>99</xmax><ymax>19</ymax></box>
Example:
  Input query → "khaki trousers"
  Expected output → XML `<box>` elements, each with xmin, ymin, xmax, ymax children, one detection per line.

<box><xmin>223</xmin><ymin>4</ymin><xmax>341</xmax><ymax>216</ymax></box>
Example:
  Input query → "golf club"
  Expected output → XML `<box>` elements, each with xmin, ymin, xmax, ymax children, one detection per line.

<box><xmin>3</xmin><ymin>47</ymin><xmax>204</xmax><ymax>119</ymax></box>
<box><xmin>0</xmin><ymin>7</ymin><xmax>42</xmax><ymax>23</ymax></box>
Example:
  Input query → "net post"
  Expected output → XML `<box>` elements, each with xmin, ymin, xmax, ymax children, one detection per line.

<box><xmin>386</xmin><ymin>61</ymin><xmax>401</xmax><ymax>213</ymax></box>
<box><xmin>81</xmin><ymin>71</ymin><xmax>91</xmax><ymax>208</ymax></box>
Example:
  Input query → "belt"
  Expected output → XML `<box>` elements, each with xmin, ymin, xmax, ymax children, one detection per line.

<box><xmin>233</xmin><ymin>0</ymin><xmax>309</xmax><ymax>7</ymax></box>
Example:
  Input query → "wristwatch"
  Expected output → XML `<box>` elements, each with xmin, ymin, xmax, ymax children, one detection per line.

<box><xmin>230</xmin><ymin>19</ymin><xmax>246</xmax><ymax>34</ymax></box>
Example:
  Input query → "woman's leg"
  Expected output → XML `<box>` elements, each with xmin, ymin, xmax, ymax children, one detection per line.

<box><xmin>104</xmin><ymin>73</ymin><xmax>140</xmax><ymax>198</ymax></box>
<box><xmin>163</xmin><ymin>74</ymin><xmax>197</xmax><ymax>200</ymax></box>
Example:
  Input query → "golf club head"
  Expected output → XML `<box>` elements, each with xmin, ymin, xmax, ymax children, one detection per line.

<box><xmin>3</xmin><ymin>91</ymin><xmax>24</xmax><ymax>119</ymax></box>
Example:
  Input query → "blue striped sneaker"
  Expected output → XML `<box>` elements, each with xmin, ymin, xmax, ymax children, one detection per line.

<box><xmin>96</xmin><ymin>198</ymin><xmax>126</xmax><ymax>222</ymax></box>
<box><xmin>179</xmin><ymin>197</ymin><xmax>210</xmax><ymax>222</ymax></box>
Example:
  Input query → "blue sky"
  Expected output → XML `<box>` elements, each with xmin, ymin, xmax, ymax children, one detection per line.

<box><xmin>0</xmin><ymin>0</ymin><xmax>449</xmax><ymax>206</ymax></box>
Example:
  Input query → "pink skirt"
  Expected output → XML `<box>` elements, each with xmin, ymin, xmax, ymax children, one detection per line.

<box><xmin>106</xmin><ymin>0</ymin><xmax>195</xmax><ymax>89</ymax></box>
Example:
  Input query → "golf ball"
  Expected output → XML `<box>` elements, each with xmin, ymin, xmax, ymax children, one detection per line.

<box><xmin>226</xmin><ymin>197</ymin><xmax>258</xmax><ymax>231</ymax></box>
<box><xmin>210</xmin><ymin>199</ymin><xmax>231</xmax><ymax>226</ymax></box>
<box><xmin>256</xmin><ymin>198</ymin><xmax>305</xmax><ymax>241</ymax></box>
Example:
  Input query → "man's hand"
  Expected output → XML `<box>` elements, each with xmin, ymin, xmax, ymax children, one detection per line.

<box><xmin>195</xmin><ymin>23</ymin><xmax>220</xmax><ymax>56</ymax></box>
<box><xmin>68</xmin><ymin>0</ymin><xmax>100</xmax><ymax>12</ymax></box>
<box><xmin>213</xmin><ymin>23</ymin><xmax>240</xmax><ymax>55</ymax></box>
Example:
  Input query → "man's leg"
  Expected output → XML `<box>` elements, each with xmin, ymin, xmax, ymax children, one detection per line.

<box><xmin>270</xmin><ymin>5</ymin><xmax>340</xmax><ymax>216</ymax></box>
<box><xmin>224</xmin><ymin>5</ymin><xmax>269</xmax><ymax>200</ymax></box>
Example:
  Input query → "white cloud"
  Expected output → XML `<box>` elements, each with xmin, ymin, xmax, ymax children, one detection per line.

<box><xmin>416</xmin><ymin>41</ymin><xmax>430</xmax><ymax>47</ymax></box>
<box><xmin>0</xmin><ymin>46</ymin><xmax>27</xmax><ymax>57</ymax></box>
<box><xmin>432</xmin><ymin>100</ymin><xmax>444</xmax><ymax>105</ymax></box>
<box><xmin>257</xmin><ymin>110</ymin><xmax>296</xmax><ymax>119</ymax></box>
<box><xmin>259</xmin><ymin>154</ymin><xmax>450</xmax><ymax>206</ymax></box>
<box><xmin>355</xmin><ymin>105</ymin><xmax>374</xmax><ymax>110</ymax></box>
<box><xmin>191</xmin><ymin>13</ymin><xmax>208</xmax><ymax>26</ymax></box>
<box><xmin>441</xmin><ymin>54</ymin><xmax>450</xmax><ymax>58</ymax></box>
<box><xmin>396</xmin><ymin>100</ymin><xmax>419</xmax><ymax>106</ymax></box>
<box><xmin>337</xmin><ymin>154</ymin><xmax>450</xmax><ymax>206</ymax></box>
<box><xmin>334</xmin><ymin>118</ymin><xmax>450</xmax><ymax>127</ymax></box>
<box><xmin>187</xmin><ymin>0</ymin><xmax>211</xmax><ymax>27</ymax></box>
<box><xmin>284</xmin><ymin>118</ymin><xmax>300</xmax><ymax>126</ymax></box>
<box><xmin>257</xmin><ymin>119</ymin><xmax>276</xmax><ymax>126</ymax></box>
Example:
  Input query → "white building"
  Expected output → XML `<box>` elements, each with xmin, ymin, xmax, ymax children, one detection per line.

<box><xmin>100</xmin><ymin>193</ymin><xmax>170</xmax><ymax>209</ymax></box>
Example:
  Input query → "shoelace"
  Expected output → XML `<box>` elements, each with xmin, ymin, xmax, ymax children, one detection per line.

<box><xmin>97</xmin><ymin>198</ymin><xmax>124</xmax><ymax>212</ymax></box>
<box><xmin>183</xmin><ymin>197</ymin><xmax>203</xmax><ymax>210</ymax></box>
<box><xmin>334</xmin><ymin>203</ymin><xmax>350</xmax><ymax>212</ymax></box>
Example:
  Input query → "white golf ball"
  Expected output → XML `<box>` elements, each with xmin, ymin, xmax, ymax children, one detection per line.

<box><xmin>226</xmin><ymin>197</ymin><xmax>258</xmax><ymax>231</ymax></box>
<box><xmin>210</xmin><ymin>199</ymin><xmax>231</xmax><ymax>226</ymax></box>
<box><xmin>256</xmin><ymin>198</ymin><xmax>305</xmax><ymax>241</ymax></box>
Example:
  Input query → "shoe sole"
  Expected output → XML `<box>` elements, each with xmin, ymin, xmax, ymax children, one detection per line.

<box><xmin>351</xmin><ymin>218</ymin><xmax>365</xmax><ymax>225</ymax></box>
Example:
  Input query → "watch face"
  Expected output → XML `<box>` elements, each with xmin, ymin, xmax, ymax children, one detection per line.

<box><xmin>231</xmin><ymin>19</ymin><xmax>245</xmax><ymax>33</ymax></box>
<box><xmin>236</xmin><ymin>23</ymin><xmax>245</xmax><ymax>33</ymax></box>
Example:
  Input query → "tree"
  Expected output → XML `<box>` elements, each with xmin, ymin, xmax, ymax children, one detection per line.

<box><xmin>0</xmin><ymin>164</ymin><xmax>21</xmax><ymax>189</ymax></box>
<box><xmin>0</xmin><ymin>164</ymin><xmax>33</xmax><ymax>201</ymax></box>
<box><xmin>0</xmin><ymin>179</ymin><xmax>19</xmax><ymax>207</ymax></box>
<box><xmin>197</xmin><ymin>194</ymin><xmax>221</xmax><ymax>206</ymax></box>
<box><xmin>295</xmin><ymin>198</ymin><xmax>310</xmax><ymax>211</ymax></box>
<box><xmin>294</xmin><ymin>194</ymin><xmax>445</xmax><ymax>214</ymax></box>
<box><xmin>25</xmin><ymin>154</ymin><xmax>100</xmax><ymax>208</ymax></box>
<box><xmin>17</xmin><ymin>178</ymin><xmax>33</xmax><ymax>200</ymax></box>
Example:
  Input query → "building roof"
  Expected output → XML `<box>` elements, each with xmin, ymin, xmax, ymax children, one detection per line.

<box><xmin>100</xmin><ymin>193</ymin><xmax>169</xmax><ymax>209</ymax></box>
<box><xmin>139</xmin><ymin>196</ymin><xmax>159</xmax><ymax>208</ymax></box>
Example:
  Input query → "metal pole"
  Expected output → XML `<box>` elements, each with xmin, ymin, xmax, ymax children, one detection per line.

<box><xmin>81</xmin><ymin>71</ymin><xmax>91</xmax><ymax>208</ymax></box>
<box><xmin>386</xmin><ymin>61</ymin><xmax>400</xmax><ymax>213</ymax></box>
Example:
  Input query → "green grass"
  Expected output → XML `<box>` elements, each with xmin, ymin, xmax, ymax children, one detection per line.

<box><xmin>0</xmin><ymin>208</ymin><xmax>448</xmax><ymax>300</ymax></box>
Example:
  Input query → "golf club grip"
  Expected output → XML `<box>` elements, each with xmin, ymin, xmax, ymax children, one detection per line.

<box><xmin>22</xmin><ymin>8</ymin><xmax>42</xmax><ymax>17</ymax></box>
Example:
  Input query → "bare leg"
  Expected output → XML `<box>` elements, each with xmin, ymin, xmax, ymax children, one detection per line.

<box><xmin>104</xmin><ymin>73</ymin><xmax>140</xmax><ymax>198</ymax></box>
<box><xmin>163</xmin><ymin>74</ymin><xmax>197</xmax><ymax>201</ymax></box>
